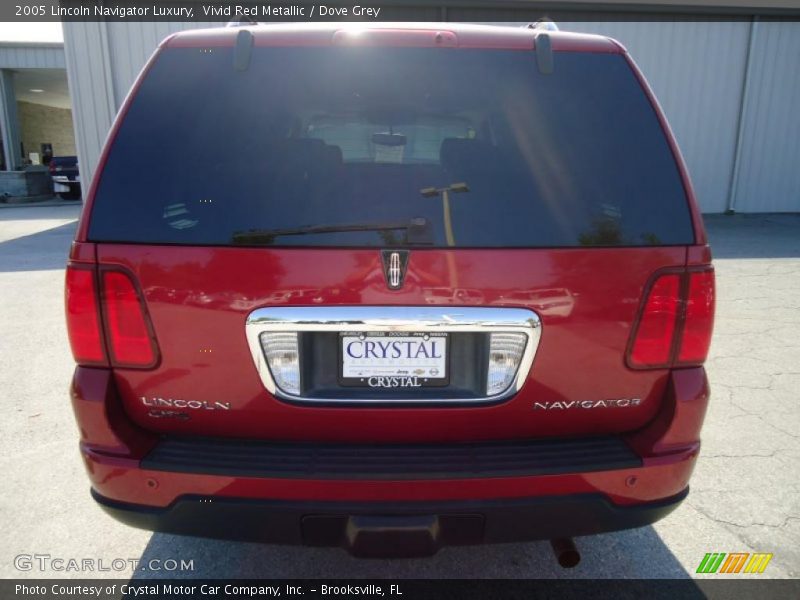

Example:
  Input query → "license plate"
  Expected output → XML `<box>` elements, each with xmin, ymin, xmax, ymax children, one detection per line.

<box><xmin>340</xmin><ymin>332</ymin><xmax>448</xmax><ymax>387</ymax></box>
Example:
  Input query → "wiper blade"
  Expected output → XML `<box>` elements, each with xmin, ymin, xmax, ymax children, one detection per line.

<box><xmin>232</xmin><ymin>218</ymin><xmax>432</xmax><ymax>245</ymax></box>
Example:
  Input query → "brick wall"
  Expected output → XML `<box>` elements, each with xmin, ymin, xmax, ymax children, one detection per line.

<box><xmin>17</xmin><ymin>101</ymin><xmax>77</xmax><ymax>161</ymax></box>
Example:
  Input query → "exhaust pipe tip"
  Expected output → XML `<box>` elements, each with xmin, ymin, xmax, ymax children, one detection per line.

<box><xmin>550</xmin><ymin>538</ymin><xmax>581</xmax><ymax>568</ymax></box>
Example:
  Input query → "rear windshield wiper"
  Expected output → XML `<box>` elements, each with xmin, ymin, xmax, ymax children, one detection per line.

<box><xmin>232</xmin><ymin>217</ymin><xmax>432</xmax><ymax>246</ymax></box>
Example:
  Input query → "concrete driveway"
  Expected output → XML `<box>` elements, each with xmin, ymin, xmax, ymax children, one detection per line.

<box><xmin>0</xmin><ymin>205</ymin><xmax>797</xmax><ymax>579</ymax></box>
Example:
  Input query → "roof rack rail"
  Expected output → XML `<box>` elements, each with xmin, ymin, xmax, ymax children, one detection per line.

<box><xmin>526</xmin><ymin>18</ymin><xmax>559</xmax><ymax>32</ymax></box>
<box><xmin>226</xmin><ymin>17</ymin><xmax>258</xmax><ymax>28</ymax></box>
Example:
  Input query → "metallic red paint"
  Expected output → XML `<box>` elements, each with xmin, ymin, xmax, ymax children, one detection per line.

<box><xmin>96</xmin><ymin>245</ymin><xmax>686</xmax><ymax>442</ymax></box>
<box><xmin>73</xmin><ymin>366</ymin><xmax>705</xmax><ymax>508</ymax></box>
<box><xmin>82</xmin><ymin>449</ymin><xmax>697</xmax><ymax>507</ymax></box>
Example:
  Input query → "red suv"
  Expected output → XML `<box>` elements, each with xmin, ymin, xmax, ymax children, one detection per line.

<box><xmin>65</xmin><ymin>23</ymin><xmax>714</xmax><ymax>563</ymax></box>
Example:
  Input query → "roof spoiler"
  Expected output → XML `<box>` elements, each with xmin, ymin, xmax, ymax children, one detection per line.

<box><xmin>233</xmin><ymin>29</ymin><xmax>254</xmax><ymax>71</ymax></box>
<box><xmin>534</xmin><ymin>32</ymin><xmax>553</xmax><ymax>75</ymax></box>
<box><xmin>525</xmin><ymin>19</ymin><xmax>557</xmax><ymax>75</ymax></box>
<box><xmin>526</xmin><ymin>18</ymin><xmax>559</xmax><ymax>32</ymax></box>
<box><xmin>226</xmin><ymin>17</ymin><xmax>258</xmax><ymax>28</ymax></box>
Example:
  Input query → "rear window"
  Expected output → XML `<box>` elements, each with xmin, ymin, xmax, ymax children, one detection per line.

<box><xmin>88</xmin><ymin>45</ymin><xmax>695</xmax><ymax>247</ymax></box>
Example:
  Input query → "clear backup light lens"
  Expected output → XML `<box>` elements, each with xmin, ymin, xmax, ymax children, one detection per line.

<box><xmin>487</xmin><ymin>333</ymin><xmax>528</xmax><ymax>396</ymax></box>
<box><xmin>260</xmin><ymin>332</ymin><xmax>301</xmax><ymax>395</ymax></box>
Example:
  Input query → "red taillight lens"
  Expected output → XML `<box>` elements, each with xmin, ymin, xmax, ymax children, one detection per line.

<box><xmin>65</xmin><ymin>264</ymin><xmax>158</xmax><ymax>368</ymax></box>
<box><xmin>629</xmin><ymin>274</ymin><xmax>681</xmax><ymax>368</ymax></box>
<box><xmin>678</xmin><ymin>270</ymin><xmax>715</xmax><ymax>364</ymax></box>
<box><xmin>102</xmin><ymin>270</ymin><xmax>157</xmax><ymax>368</ymax></box>
<box><xmin>65</xmin><ymin>266</ymin><xmax>106</xmax><ymax>365</ymax></box>
<box><xmin>628</xmin><ymin>268</ymin><xmax>715</xmax><ymax>369</ymax></box>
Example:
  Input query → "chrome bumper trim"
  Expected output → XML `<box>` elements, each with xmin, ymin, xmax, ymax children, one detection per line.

<box><xmin>245</xmin><ymin>306</ymin><xmax>541</xmax><ymax>406</ymax></box>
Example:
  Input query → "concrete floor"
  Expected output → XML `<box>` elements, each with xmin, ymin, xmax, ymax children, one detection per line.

<box><xmin>0</xmin><ymin>206</ymin><xmax>797</xmax><ymax>579</ymax></box>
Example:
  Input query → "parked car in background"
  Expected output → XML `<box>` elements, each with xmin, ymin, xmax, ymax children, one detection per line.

<box><xmin>65</xmin><ymin>22</ymin><xmax>715</xmax><ymax>565</ymax></box>
<box><xmin>49</xmin><ymin>156</ymin><xmax>81</xmax><ymax>200</ymax></box>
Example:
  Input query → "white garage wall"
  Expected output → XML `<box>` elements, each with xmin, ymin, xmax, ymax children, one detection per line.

<box><xmin>0</xmin><ymin>42</ymin><xmax>65</xmax><ymax>69</ymax></box>
<box><xmin>731</xmin><ymin>21</ymin><xmax>800</xmax><ymax>213</ymax></box>
<box><xmin>63</xmin><ymin>19</ymin><xmax>800</xmax><ymax>213</ymax></box>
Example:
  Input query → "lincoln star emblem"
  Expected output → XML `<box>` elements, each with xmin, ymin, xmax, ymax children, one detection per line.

<box><xmin>381</xmin><ymin>250</ymin><xmax>409</xmax><ymax>290</ymax></box>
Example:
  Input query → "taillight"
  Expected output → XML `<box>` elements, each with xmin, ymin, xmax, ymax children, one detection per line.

<box><xmin>628</xmin><ymin>268</ymin><xmax>715</xmax><ymax>369</ymax></box>
<box><xmin>65</xmin><ymin>264</ymin><xmax>158</xmax><ymax>368</ymax></box>
<box><xmin>101</xmin><ymin>270</ymin><xmax>158</xmax><ymax>368</ymax></box>
<box><xmin>629</xmin><ymin>274</ymin><xmax>681</xmax><ymax>368</ymax></box>
<box><xmin>677</xmin><ymin>270</ymin><xmax>715</xmax><ymax>364</ymax></box>
<box><xmin>65</xmin><ymin>266</ymin><xmax>106</xmax><ymax>365</ymax></box>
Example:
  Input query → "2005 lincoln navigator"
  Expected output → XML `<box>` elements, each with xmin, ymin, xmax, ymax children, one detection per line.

<box><xmin>65</xmin><ymin>22</ymin><xmax>714</xmax><ymax>563</ymax></box>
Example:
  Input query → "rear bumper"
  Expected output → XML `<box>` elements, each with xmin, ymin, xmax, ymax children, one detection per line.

<box><xmin>92</xmin><ymin>487</ymin><xmax>688</xmax><ymax>557</ymax></box>
<box><xmin>71</xmin><ymin>366</ymin><xmax>708</xmax><ymax>549</ymax></box>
